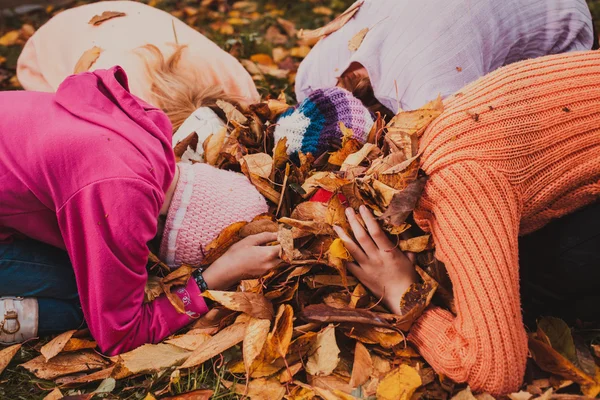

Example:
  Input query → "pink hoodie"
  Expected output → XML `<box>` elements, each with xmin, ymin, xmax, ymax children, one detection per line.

<box><xmin>0</xmin><ymin>67</ymin><xmax>208</xmax><ymax>355</ymax></box>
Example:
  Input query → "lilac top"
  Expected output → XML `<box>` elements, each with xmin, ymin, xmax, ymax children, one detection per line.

<box><xmin>0</xmin><ymin>67</ymin><xmax>208</xmax><ymax>355</ymax></box>
<box><xmin>296</xmin><ymin>0</ymin><xmax>594</xmax><ymax>112</ymax></box>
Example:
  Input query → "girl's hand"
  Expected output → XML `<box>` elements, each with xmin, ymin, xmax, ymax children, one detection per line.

<box><xmin>202</xmin><ymin>232</ymin><xmax>281</xmax><ymax>290</ymax></box>
<box><xmin>333</xmin><ymin>205</ymin><xmax>417</xmax><ymax>315</ymax></box>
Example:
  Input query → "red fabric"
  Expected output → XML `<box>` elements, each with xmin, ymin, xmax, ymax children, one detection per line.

<box><xmin>310</xmin><ymin>188</ymin><xmax>348</xmax><ymax>205</ymax></box>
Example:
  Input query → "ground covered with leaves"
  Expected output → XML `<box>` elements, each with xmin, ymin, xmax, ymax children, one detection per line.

<box><xmin>2</xmin><ymin>1</ymin><xmax>600</xmax><ymax>400</ymax></box>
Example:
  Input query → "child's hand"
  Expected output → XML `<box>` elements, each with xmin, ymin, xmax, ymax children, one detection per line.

<box><xmin>202</xmin><ymin>232</ymin><xmax>281</xmax><ymax>290</ymax></box>
<box><xmin>333</xmin><ymin>206</ymin><xmax>417</xmax><ymax>315</ymax></box>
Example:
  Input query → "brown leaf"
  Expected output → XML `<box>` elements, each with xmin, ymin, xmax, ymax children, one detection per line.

<box><xmin>180</xmin><ymin>322</ymin><xmax>247</xmax><ymax>369</ymax></box>
<box><xmin>88</xmin><ymin>11</ymin><xmax>126</xmax><ymax>26</ymax></box>
<box><xmin>55</xmin><ymin>366</ymin><xmax>114</xmax><ymax>385</ymax></box>
<box><xmin>217</xmin><ymin>100</ymin><xmax>248</xmax><ymax>124</ymax></box>
<box><xmin>249</xmin><ymin>173</ymin><xmax>282</xmax><ymax>204</ymax></box>
<box><xmin>305</xmin><ymin>275</ymin><xmax>358</xmax><ymax>288</ymax></box>
<box><xmin>349</xmin><ymin>341</ymin><xmax>372</xmax><ymax>387</ymax></box>
<box><xmin>379</xmin><ymin>176</ymin><xmax>427</xmax><ymax>227</ymax></box>
<box><xmin>261</xmin><ymin>304</ymin><xmax>294</xmax><ymax>363</ymax></box>
<box><xmin>145</xmin><ymin>275</ymin><xmax>164</xmax><ymax>303</ymax></box>
<box><xmin>306</xmin><ymin>324</ymin><xmax>340</xmax><ymax>376</ymax></box>
<box><xmin>239</xmin><ymin>219</ymin><xmax>278</xmax><ymax>237</ymax></box>
<box><xmin>21</xmin><ymin>351</ymin><xmax>109</xmax><ymax>380</ymax></box>
<box><xmin>343</xmin><ymin>325</ymin><xmax>404</xmax><ymax>349</ymax></box>
<box><xmin>451</xmin><ymin>387</ymin><xmax>478</xmax><ymax>400</ymax></box>
<box><xmin>161</xmin><ymin>265</ymin><xmax>196</xmax><ymax>314</ymax></box>
<box><xmin>225</xmin><ymin>378</ymin><xmax>286</xmax><ymax>400</ymax></box>
<box><xmin>244</xmin><ymin>317</ymin><xmax>271</xmax><ymax>374</ymax></box>
<box><xmin>299</xmin><ymin>1</ymin><xmax>364</xmax><ymax>40</ymax></box>
<box><xmin>173</xmin><ymin>132</ymin><xmax>199</xmax><ymax>160</ymax></box>
<box><xmin>272</xmin><ymin>136</ymin><xmax>289</xmax><ymax>170</ymax></box>
<box><xmin>376</xmin><ymin>364</ymin><xmax>422</xmax><ymax>400</ymax></box>
<box><xmin>41</xmin><ymin>330</ymin><xmax>77</xmax><ymax>361</ymax></box>
<box><xmin>399</xmin><ymin>235</ymin><xmax>432</xmax><ymax>253</ymax></box>
<box><xmin>341</xmin><ymin>143</ymin><xmax>381</xmax><ymax>172</ymax></box>
<box><xmin>203</xmin><ymin>127</ymin><xmax>228</xmax><ymax>166</ymax></box>
<box><xmin>396</xmin><ymin>267</ymin><xmax>438</xmax><ymax>330</ymax></box>
<box><xmin>387</xmin><ymin>95</ymin><xmax>444</xmax><ymax>138</ymax></box>
<box><xmin>161</xmin><ymin>389</ymin><xmax>214</xmax><ymax>400</ymax></box>
<box><xmin>0</xmin><ymin>344</ymin><xmax>21</xmax><ymax>376</ymax></box>
<box><xmin>301</xmin><ymin>172</ymin><xmax>351</xmax><ymax>198</ymax></box>
<box><xmin>302</xmin><ymin>304</ymin><xmax>395</xmax><ymax>329</ymax></box>
<box><xmin>348</xmin><ymin>28</ymin><xmax>369</xmax><ymax>51</ymax></box>
<box><xmin>203</xmin><ymin>291</ymin><xmax>274</xmax><ymax>320</ymax></box>
<box><xmin>291</xmin><ymin>201</ymin><xmax>328</xmax><ymax>222</ymax></box>
<box><xmin>242</xmin><ymin>153</ymin><xmax>273</xmax><ymax>180</ymax></box>
<box><xmin>202</xmin><ymin>221</ymin><xmax>247</xmax><ymax>266</ymax></box>
<box><xmin>42</xmin><ymin>388</ymin><xmax>63</xmax><ymax>400</ymax></box>
<box><xmin>165</xmin><ymin>332</ymin><xmax>211</xmax><ymax>351</ymax></box>
<box><xmin>112</xmin><ymin>343</ymin><xmax>191</xmax><ymax>379</ymax></box>
<box><xmin>277</xmin><ymin>225</ymin><xmax>295</xmax><ymax>263</ymax></box>
<box><xmin>73</xmin><ymin>46</ymin><xmax>102</xmax><ymax>74</ymax></box>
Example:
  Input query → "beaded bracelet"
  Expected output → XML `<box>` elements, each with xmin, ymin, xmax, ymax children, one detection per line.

<box><xmin>192</xmin><ymin>268</ymin><xmax>209</xmax><ymax>292</ymax></box>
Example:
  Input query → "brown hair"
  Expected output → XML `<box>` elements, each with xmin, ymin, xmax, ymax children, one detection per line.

<box><xmin>337</xmin><ymin>70</ymin><xmax>393</xmax><ymax>119</ymax></box>
<box><xmin>136</xmin><ymin>44</ymin><xmax>242</xmax><ymax>131</ymax></box>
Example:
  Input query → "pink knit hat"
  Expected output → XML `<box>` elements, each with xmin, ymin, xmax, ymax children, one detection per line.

<box><xmin>159</xmin><ymin>162</ymin><xmax>268</xmax><ymax>267</ymax></box>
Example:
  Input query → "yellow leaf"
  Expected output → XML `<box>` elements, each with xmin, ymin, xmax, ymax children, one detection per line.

<box><xmin>203</xmin><ymin>291</ymin><xmax>274</xmax><ymax>320</ymax></box>
<box><xmin>313</xmin><ymin>6</ymin><xmax>334</xmax><ymax>15</ymax></box>
<box><xmin>41</xmin><ymin>330</ymin><xmax>77</xmax><ymax>361</ymax></box>
<box><xmin>306</xmin><ymin>324</ymin><xmax>340</xmax><ymax>376</ymax></box>
<box><xmin>0</xmin><ymin>30</ymin><xmax>20</xmax><ymax>46</ymax></box>
<box><xmin>348</xmin><ymin>28</ymin><xmax>369</xmax><ymax>51</ymax></box>
<box><xmin>0</xmin><ymin>344</ymin><xmax>21</xmax><ymax>376</ymax></box>
<box><xmin>225</xmin><ymin>378</ymin><xmax>286</xmax><ymax>400</ymax></box>
<box><xmin>165</xmin><ymin>332</ymin><xmax>211</xmax><ymax>351</ymax></box>
<box><xmin>73</xmin><ymin>46</ymin><xmax>103</xmax><ymax>74</ymax></box>
<box><xmin>329</xmin><ymin>238</ymin><xmax>352</xmax><ymax>261</ymax></box>
<box><xmin>290</xmin><ymin>45</ymin><xmax>311</xmax><ymax>58</ymax></box>
<box><xmin>62</xmin><ymin>338</ymin><xmax>97</xmax><ymax>352</ymax></box>
<box><xmin>203</xmin><ymin>126</ymin><xmax>227</xmax><ymax>166</ymax></box>
<box><xmin>250</xmin><ymin>53</ymin><xmax>276</xmax><ymax>66</ymax></box>
<box><xmin>399</xmin><ymin>235</ymin><xmax>432</xmax><ymax>252</ymax></box>
<box><xmin>180</xmin><ymin>322</ymin><xmax>247</xmax><ymax>369</ymax></box>
<box><xmin>376</xmin><ymin>364</ymin><xmax>422</xmax><ymax>400</ymax></box>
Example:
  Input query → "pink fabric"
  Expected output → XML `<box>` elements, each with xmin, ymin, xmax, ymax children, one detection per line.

<box><xmin>159</xmin><ymin>162</ymin><xmax>268</xmax><ymax>267</ymax></box>
<box><xmin>0</xmin><ymin>67</ymin><xmax>208</xmax><ymax>355</ymax></box>
<box><xmin>17</xmin><ymin>1</ymin><xmax>259</xmax><ymax>107</ymax></box>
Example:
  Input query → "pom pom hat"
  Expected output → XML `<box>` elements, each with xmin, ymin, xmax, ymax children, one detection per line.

<box><xmin>159</xmin><ymin>162</ymin><xmax>268</xmax><ymax>267</ymax></box>
<box><xmin>274</xmin><ymin>87</ymin><xmax>374</xmax><ymax>158</ymax></box>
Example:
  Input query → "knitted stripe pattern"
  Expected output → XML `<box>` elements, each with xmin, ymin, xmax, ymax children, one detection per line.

<box><xmin>159</xmin><ymin>162</ymin><xmax>268</xmax><ymax>267</ymax></box>
<box><xmin>408</xmin><ymin>50</ymin><xmax>600</xmax><ymax>395</ymax></box>
<box><xmin>273</xmin><ymin>87</ymin><xmax>374</xmax><ymax>158</ymax></box>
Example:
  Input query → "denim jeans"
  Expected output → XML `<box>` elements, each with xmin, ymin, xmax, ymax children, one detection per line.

<box><xmin>0</xmin><ymin>239</ymin><xmax>84</xmax><ymax>334</ymax></box>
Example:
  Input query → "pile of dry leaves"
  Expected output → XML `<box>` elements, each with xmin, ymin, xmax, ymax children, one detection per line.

<box><xmin>1</xmin><ymin>2</ymin><xmax>600</xmax><ymax>400</ymax></box>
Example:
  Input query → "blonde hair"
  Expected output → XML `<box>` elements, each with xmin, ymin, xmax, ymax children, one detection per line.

<box><xmin>137</xmin><ymin>44</ymin><xmax>242</xmax><ymax>131</ymax></box>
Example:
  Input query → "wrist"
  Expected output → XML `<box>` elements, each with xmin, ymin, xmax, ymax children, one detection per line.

<box><xmin>201</xmin><ymin>263</ymin><xmax>237</xmax><ymax>291</ymax></box>
<box><xmin>192</xmin><ymin>268</ymin><xmax>209</xmax><ymax>292</ymax></box>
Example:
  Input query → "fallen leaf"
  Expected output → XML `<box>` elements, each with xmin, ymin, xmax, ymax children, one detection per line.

<box><xmin>225</xmin><ymin>378</ymin><xmax>286</xmax><ymax>400</ymax></box>
<box><xmin>278</xmin><ymin>225</ymin><xmax>295</xmax><ymax>263</ymax></box>
<box><xmin>344</xmin><ymin>325</ymin><xmax>404</xmax><ymax>349</ymax></box>
<box><xmin>299</xmin><ymin>1</ymin><xmax>363</xmax><ymax>40</ymax></box>
<box><xmin>55</xmin><ymin>366</ymin><xmax>115</xmax><ymax>385</ymax></box>
<box><xmin>508</xmin><ymin>391</ymin><xmax>533</xmax><ymax>400</ymax></box>
<box><xmin>329</xmin><ymin>138</ymin><xmax>363</xmax><ymax>166</ymax></box>
<box><xmin>348</xmin><ymin>28</ymin><xmax>369</xmax><ymax>51</ymax></box>
<box><xmin>379</xmin><ymin>177</ymin><xmax>428</xmax><ymax>227</ymax></box>
<box><xmin>203</xmin><ymin>127</ymin><xmax>228</xmax><ymax>166</ymax></box>
<box><xmin>376</xmin><ymin>364</ymin><xmax>422</xmax><ymax>400</ymax></box>
<box><xmin>93</xmin><ymin>377</ymin><xmax>116</xmax><ymax>394</ymax></box>
<box><xmin>21</xmin><ymin>351</ymin><xmax>109</xmax><ymax>380</ymax></box>
<box><xmin>0</xmin><ymin>30</ymin><xmax>20</xmax><ymax>46</ymax></box>
<box><xmin>279</xmin><ymin>362</ymin><xmax>303</xmax><ymax>383</ymax></box>
<box><xmin>203</xmin><ymin>291</ymin><xmax>273</xmax><ymax>320</ymax></box>
<box><xmin>41</xmin><ymin>330</ymin><xmax>77</xmax><ymax>361</ymax></box>
<box><xmin>217</xmin><ymin>100</ymin><xmax>248</xmax><ymax>124</ymax></box>
<box><xmin>250</xmin><ymin>53</ymin><xmax>276</xmax><ymax>66</ymax></box>
<box><xmin>399</xmin><ymin>235</ymin><xmax>432</xmax><ymax>253</ymax></box>
<box><xmin>302</xmin><ymin>304</ymin><xmax>394</xmax><ymax>329</ymax></box>
<box><xmin>260</xmin><ymin>304</ymin><xmax>294</xmax><ymax>363</ymax></box>
<box><xmin>341</xmin><ymin>143</ymin><xmax>381</xmax><ymax>172</ymax></box>
<box><xmin>73</xmin><ymin>46</ymin><xmax>102</xmax><ymax>74</ymax></box>
<box><xmin>161</xmin><ymin>389</ymin><xmax>214</xmax><ymax>400</ymax></box>
<box><xmin>43</xmin><ymin>388</ymin><xmax>63</xmax><ymax>400</ymax></box>
<box><xmin>180</xmin><ymin>322</ymin><xmax>247</xmax><ymax>369</ymax></box>
<box><xmin>538</xmin><ymin>317</ymin><xmax>578</xmax><ymax>365</ymax></box>
<box><xmin>0</xmin><ymin>344</ymin><xmax>21</xmax><ymax>376</ymax></box>
<box><xmin>451</xmin><ymin>387</ymin><xmax>478</xmax><ymax>400</ymax></box>
<box><xmin>290</xmin><ymin>45</ymin><xmax>311</xmax><ymax>58</ymax></box>
<box><xmin>201</xmin><ymin>221</ymin><xmax>247</xmax><ymax>266</ymax></box>
<box><xmin>88</xmin><ymin>11</ymin><xmax>126</xmax><ymax>26</ymax></box>
<box><xmin>165</xmin><ymin>332</ymin><xmax>211</xmax><ymax>351</ymax></box>
<box><xmin>244</xmin><ymin>317</ymin><xmax>271</xmax><ymax>373</ymax></box>
<box><xmin>306</xmin><ymin>324</ymin><xmax>340</xmax><ymax>376</ymax></box>
<box><xmin>349</xmin><ymin>341</ymin><xmax>372</xmax><ymax>387</ymax></box>
<box><xmin>113</xmin><ymin>343</ymin><xmax>191</xmax><ymax>379</ymax></box>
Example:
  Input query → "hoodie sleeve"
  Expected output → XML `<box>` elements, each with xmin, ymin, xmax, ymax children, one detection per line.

<box><xmin>56</xmin><ymin>177</ymin><xmax>208</xmax><ymax>355</ymax></box>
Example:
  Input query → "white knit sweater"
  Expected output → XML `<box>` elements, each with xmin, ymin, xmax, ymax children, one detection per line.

<box><xmin>295</xmin><ymin>0</ymin><xmax>594</xmax><ymax>112</ymax></box>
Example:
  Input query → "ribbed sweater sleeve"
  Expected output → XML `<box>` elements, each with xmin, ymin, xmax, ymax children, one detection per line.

<box><xmin>408</xmin><ymin>161</ymin><xmax>528</xmax><ymax>395</ymax></box>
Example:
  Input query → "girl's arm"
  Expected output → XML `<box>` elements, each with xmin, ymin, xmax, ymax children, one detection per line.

<box><xmin>339</xmin><ymin>161</ymin><xmax>527</xmax><ymax>395</ymax></box>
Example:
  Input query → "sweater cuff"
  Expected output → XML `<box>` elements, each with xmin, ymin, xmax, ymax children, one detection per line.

<box><xmin>407</xmin><ymin>306</ymin><xmax>454</xmax><ymax>352</ymax></box>
<box><xmin>165</xmin><ymin>279</ymin><xmax>210</xmax><ymax>333</ymax></box>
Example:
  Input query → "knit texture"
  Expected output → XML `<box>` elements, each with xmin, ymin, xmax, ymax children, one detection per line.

<box><xmin>408</xmin><ymin>51</ymin><xmax>600</xmax><ymax>395</ymax></box>
<box><xmin>159</xmin><ymin>162</ymin><xmax>268</xmax><ymax>267</ymax></box>
<box><xmin>274</xmin><ymin>87</ymin><xmax>373</xmax><ymax>158</ymax></box>
<box><xmin>296</xmin><ymin>0</ymin><xmax>593</xmax><ymax>112</ymax></box>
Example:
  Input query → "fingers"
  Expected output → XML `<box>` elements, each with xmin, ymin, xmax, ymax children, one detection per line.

<box><xmin>333</xmin><ymin>225</ymin><xmax>368</xmax><ymax>265</ymax></box>
<box><xmin>358</xmin><ymin>205</ymin><xmax>393</xmax><ymax>250</ymax></box>
<box><xmin>346</xmin><ymin>261</ymin><xmax>366</xmax><ymax>281</ymax></box>
<box><xmin>245</xmin><ymin>231</ymin><xmax>278</xmax><ymax>245</ymax></box>
<box><xmin>345</xmin><ymin>207</ymin><xmax>378</xmax><ymax>255</ymax></box>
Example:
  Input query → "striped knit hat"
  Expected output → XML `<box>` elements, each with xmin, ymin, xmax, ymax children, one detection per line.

<box><xmin>159</xmin><ymin>162</ymin><xmax>268</xmax><ymax>268</ymax></box>
<box><xmin>274</xmin><ymin>87</ymin><xmax>374</xmax><ymax>158</ymax></box>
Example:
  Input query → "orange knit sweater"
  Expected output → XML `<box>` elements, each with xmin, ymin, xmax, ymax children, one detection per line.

<box><xmin>408</xmin><ymin>51</ymin><xmax>600</xmax><ymax>395</ymax></box>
